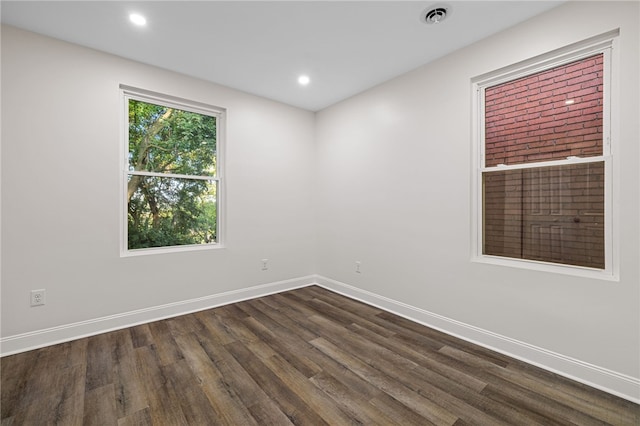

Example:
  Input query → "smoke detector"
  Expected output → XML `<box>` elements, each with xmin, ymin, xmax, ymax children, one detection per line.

<box><xmin>421</xmin><ymin>5</ymin><xmax>450</xmax><ymax>25</ymax></box>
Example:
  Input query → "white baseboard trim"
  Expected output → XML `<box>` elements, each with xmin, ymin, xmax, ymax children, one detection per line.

<box><xmin>315</xmin><ymin>275</ymin><xmax>640</xmax><ymax>404</ymax></box>
<box><xmin>0</xmin><ymin>275</ymin><xmax>316</xmax><ymax>357</ymax></box>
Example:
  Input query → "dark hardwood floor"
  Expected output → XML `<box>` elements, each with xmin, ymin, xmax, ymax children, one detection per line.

<box><xmin>2</xmin><ymin>285</ymin><xmax>638</xmax><ymax>425</ymax></box>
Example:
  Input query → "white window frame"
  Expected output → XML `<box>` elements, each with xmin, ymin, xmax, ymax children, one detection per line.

<box><xmin>120</xmin><ymin>85</ymin><xmax>225</xmax><ymax>257</ymax></box>
<box><xmin>471</xmin><ymin>32</ymin><xmax>619</xmax><ymax>280</ymax></box>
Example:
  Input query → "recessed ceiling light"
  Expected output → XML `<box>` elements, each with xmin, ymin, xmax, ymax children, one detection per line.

<box><xmin>298</xmin><ymin>75</ymin><xmax>310</xmax><ymax>86</ymax></box>
<box><xmin>129</xmin><ymin>13</ymin><xmax>147</xmax><ymax>26</ymax></box>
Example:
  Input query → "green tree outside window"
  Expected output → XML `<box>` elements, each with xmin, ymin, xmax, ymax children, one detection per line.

<box><xmin>127</xmin><ymin>98</ymin><xmax>218</xmax><ymax>250</ymax></box>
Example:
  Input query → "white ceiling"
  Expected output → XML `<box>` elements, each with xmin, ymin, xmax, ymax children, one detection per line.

<box><xmin>1</xmin><ymin>1</ymin><xmax>563</xmax><ymax>111</ymax></box>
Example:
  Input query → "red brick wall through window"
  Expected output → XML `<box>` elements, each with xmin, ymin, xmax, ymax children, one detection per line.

<box><xmin>482</xmin><ymin>54</ymin><xmax>605</xmax><ymax>269</ymax></box>
<box><xmin>484</xmin><ymin>54</ymin><xmax>603</xmax><ymax>167</ymax></box>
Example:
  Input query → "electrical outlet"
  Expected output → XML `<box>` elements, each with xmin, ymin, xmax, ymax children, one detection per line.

<box><xmin>261</xmin><ymin>258</ymin><xmax>269</xmax><ymax>271</ymax></box>
<box><xmin>355</xmin><ymin>261</ymin><xmax>362</xmax><ymax>273</ymax></box>
<box><xmin>30</xmin><ymin>289</ymin><xmax>46</xmax><ymax>307</ymax></box>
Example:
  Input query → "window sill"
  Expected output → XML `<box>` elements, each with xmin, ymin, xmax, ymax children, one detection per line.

<box><xmin>471</xmin><ymin>255</ymin><xmax>619</xmax><ymax>282</ymax></box>
<box><xmin>121</xmin><ymin>243</ymin><xmax>224</xmax><ymax>258</ymax></box>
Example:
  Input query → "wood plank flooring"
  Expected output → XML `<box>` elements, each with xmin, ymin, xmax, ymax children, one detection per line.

<box><xmin>2</xmin><ymin>285</ymin><xmax>639</xmax><ymax>425</ymax></box>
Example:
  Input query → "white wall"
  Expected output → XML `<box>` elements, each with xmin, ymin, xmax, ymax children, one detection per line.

<box><xmin>1</xmin><ymin>26</ymin><xmax>316</xmax><ymax>339</ymax></box>
<box><xmin>316</xmin><ymin>0</ymin><xmax>639</xmax><ymax>387</ymax></box>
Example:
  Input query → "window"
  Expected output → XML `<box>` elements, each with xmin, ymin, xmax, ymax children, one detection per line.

<box><xmin>121</xmin><ymin>86</ymin><xmax>224</xmax><ymax>254</ymax></box>
<box><xmin>472</xmin><ymin>35</ymin><xmax>616</xmax><ymax>277</ymax></box>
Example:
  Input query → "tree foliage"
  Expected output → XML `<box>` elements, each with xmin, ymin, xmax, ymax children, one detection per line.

<box><xmin>127</xmin><ymin>99</ymin><xmax>217</xmax><ymax>249</ymax></box>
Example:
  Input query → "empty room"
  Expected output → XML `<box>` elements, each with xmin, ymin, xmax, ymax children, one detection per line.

<box><xmin>1</xmin><ymin>1</ymin><xmax>639</xmax><ymax>424</ymax></box>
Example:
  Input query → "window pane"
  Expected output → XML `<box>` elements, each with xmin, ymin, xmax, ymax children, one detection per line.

<box><xmin>128</xmin><ymin>99</ymin><xmax>217</xmax><ymax>176</ymax></box>
<box><xmin>483</xmin><ymin>162</ymin><xmax>604</xmax><ymax>269</ymax></box>
<box><xmin>485</xmin><ymin>54</ymin><xmax>603</xmax><ymax>167</ymax></box>
<box><xmin>127</xmin><ymin>176</ymin><xmax>217</xmax><ymax>249</ymax></box>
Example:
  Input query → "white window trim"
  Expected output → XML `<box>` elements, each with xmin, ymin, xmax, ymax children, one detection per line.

<box><xmin>119</xmin><ymin>85</ymin><xmax>226</xmax><ymax>257</ymax></box>
<box><xmin>470</xmin><ymin>31</ymin><xmax>619</xmax><ymax>281</ymax></box>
